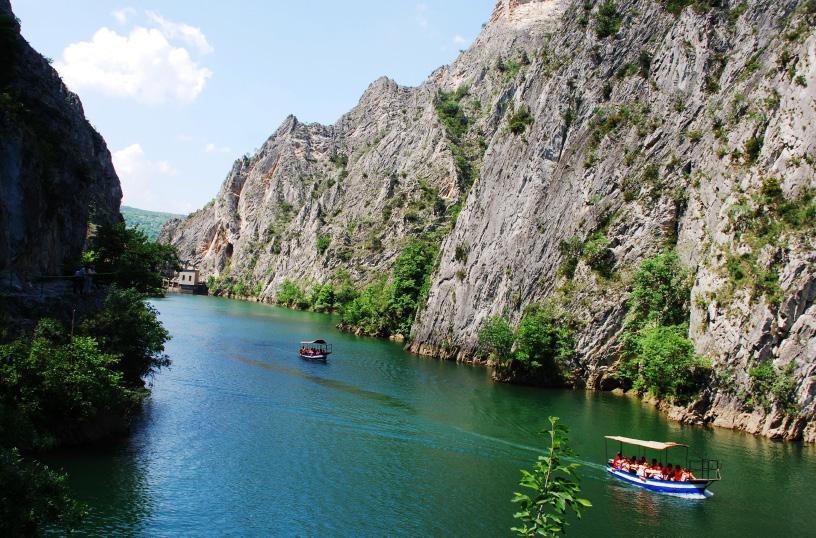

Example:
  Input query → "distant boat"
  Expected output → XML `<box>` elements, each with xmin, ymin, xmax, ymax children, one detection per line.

<box><xmin>299</xmin><ymin>339</ymin><xmax>332</xmax><ymax>362</ymax></box>
<box><xmin>604</xmin><ymin>435</ymin><xmax>721</xmax><ymax>498</ymax></box>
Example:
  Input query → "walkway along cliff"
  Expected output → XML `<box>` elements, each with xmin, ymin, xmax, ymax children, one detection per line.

<box><xmin>160</xmin><ymin>0</ymin><xmax>816</xmax><ymax>442</ymax></box>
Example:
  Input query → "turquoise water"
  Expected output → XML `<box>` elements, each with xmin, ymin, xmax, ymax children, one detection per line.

<box><xmin>48</xmin><ymin>294</ymin><xmax>815</xmax><ymax>536</ymax></box>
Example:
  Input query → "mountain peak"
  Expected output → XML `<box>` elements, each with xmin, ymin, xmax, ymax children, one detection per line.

<box><xmin>488</xmin><ymin>0</ymin><xmax>567</xmax><ymax>28</ymax></box>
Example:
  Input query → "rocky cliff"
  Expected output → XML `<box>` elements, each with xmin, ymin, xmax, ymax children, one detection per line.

<box><xmin>0</xmin><ymin>0</ymin><xmax>121</xmax><ymax>280</ymax></box>
<box><xmin>161</xmin><ymin>0</ymin><xmax>816</xmax><ymax>442</ymax></box>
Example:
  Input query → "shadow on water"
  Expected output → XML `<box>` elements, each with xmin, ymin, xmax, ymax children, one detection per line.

<box><xmin>229</xmin><ymin>353</ymin><xmax>418</xmax><ymax>414</ymax></box>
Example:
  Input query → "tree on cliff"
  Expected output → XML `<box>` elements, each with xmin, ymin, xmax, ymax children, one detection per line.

<box><xmin>90</xmin><ymin>223</ymin><xmax>179</xmax><ymax>296</ymax></box>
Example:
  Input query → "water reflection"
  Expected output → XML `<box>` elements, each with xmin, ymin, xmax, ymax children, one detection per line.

<box><xmin>44</xmin><ymin>407</ymin><xmax>155</xmax><ymax>535</ymax></box>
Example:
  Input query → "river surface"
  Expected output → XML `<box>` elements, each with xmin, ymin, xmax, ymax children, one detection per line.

<box><xmin>49</xmin><ymin>294</ymin><xmax>815</xmax><ymax>536</ymax></box>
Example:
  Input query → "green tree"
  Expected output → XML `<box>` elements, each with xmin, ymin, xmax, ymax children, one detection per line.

<box><xmin>316</xmin><ymin>234</ymin><xmax>332</xmax><ymax>254</ymax></box>
<box><xmin>309</xmin><ymin>283</ymin><xmax>336</xmax><ymax>312</ymax></box>
<box><xmin>515</xmin><ymin>305</ymin><xmax>574</xmax><ymax>375</ymax></box>
<box><xmin>339</xmin><ymin>277</ymin><xmax>392</xmax><ymax>335</ymax></box>
<box><xmin>276</xmin><ymin>279</ymin><xmax>308</xmax><ymax>308</ymax></box>
<box><xmin>79</xmin><ymin>287</ymin><xmax>171</xmax><ymax>387</ymax></box>
<box><xmin>332</xmin><ymin>270</ymin><xmax>359</xmax><ymax>309</ymax></box>
<box><xmin>512</xmin><ymin>417</ymin><xmax>591</xmax><ymax>537</ymax></box>
<box><xmin>478</xmin><ymin>316</ymin><xmax>515</xmax><ymax>363</ymax></box>
<box><xmin>581</xmin><ymin>232</ymin><xmax>615</xmax><ymax>278</ymax></box>
<box><xmin>0</xmin><ymin>319</ymin><xmax>136</xmax><ymax>450</ymax></box>
<box><xmin>0</xmin><ymin>447</ymin><xmax>85</xmax><ymax>536</ymax></box>
<box><xmin>627</xmin><ymin>250</ymin><xmax>690</xmax><ymax>330</ymax></box>
<box><xmin>508</xmin><ymin>107</ymin><xmax>535</xmax><ymax>134</ymax></box>
<box><xmin>595</xmin><ymin>1</ymin><xmax>622</xmax><ymax>38</ymax></box>
<box><xmin>91</xmin><ymin>222</ymin><xmax>179</xmax><ymax>295</ymax></box>
<box><xmin>389</xmin><ymin>239</ymin><xmax>438</xmax><ymax>335</ymax></box>
<box><xmin>629</xmin><ymin>325</ymin><xmax>709</xmax><ymax>399</ymax></box>
<box><xmin>617</xmin><ymin>251</ymin><xmax>708</xmax><ymax>400</ymax></box>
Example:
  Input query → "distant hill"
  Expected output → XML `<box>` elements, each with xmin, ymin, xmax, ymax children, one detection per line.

<box><xmin>121</xmin><ymin>206</ymin><xmax>184</xmax><ymax>241</ymax></box>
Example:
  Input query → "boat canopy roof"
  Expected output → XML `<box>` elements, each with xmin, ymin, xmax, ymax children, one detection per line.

<box><xmin>301</xmin><ymin>339</ymin><xmax>328</xmax><ymax>345</ymax></box>
<box><xmin>605</xmin><ymin>436</ymin><xmax>688</xmax><ymax>450</ymax></box>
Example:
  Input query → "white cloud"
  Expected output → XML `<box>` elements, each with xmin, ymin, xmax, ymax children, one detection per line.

<box><xmin>415</xmin><ymin>3</ymin><xmax>429</xmax><ymax>30</ymax></box>
<box><xmin>55</xmin><ymin>15</ymin><xmax>212</xmax><ymax>105</ymax></box>
<box><xmin>112</xmin><ymin>7</ymin><xmax>136</xmax><ymax>25</ymax></box>
<box><xmin>113</xmin><ymin>144</ymin><xmax>182</xmax><ymax>210</ymax></box>
<box><xmin>146</xmin><ymin>11</ymin><xmax>213</xmax><ymax>55</ymax></box>
<box><xmin>453</xmin><ymin>34</ymin><xmax>468</xmax><ymax>46</ymax></box>
<box><xmin>205</xmin><ymin>143</ymin><xmax>232</xmax><ymax>154</ymax></box>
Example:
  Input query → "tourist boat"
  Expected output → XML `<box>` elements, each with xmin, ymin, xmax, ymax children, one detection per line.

<box><xmin>299</xmin><ymin>339</ymin><xmax>332</xmax><ymax>361</ymax></box>
<box><xmin>604</xmin><ymin>435</ymin><xmax>721</xmax><ymax>498</ymax></box>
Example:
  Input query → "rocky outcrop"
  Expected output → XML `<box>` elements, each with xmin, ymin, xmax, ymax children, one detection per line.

<box><xmin>162</xmin><ymin>0</ymin><xmax>816</xmax><ymax>442</ymax></box>
<box><xmin>0</xmin><ymin>1</ymin><xmax>121</xmax><ymax>279</ymax></box>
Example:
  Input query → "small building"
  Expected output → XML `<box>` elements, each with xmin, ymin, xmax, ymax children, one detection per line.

<box><xmin>168</xmin><ymin>267</ymin><xmax>207</xmax><ymax>294</ymax></box>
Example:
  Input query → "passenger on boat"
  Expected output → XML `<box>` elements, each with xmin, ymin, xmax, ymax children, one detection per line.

<box><xmin>612</xmin><ymin>452</ymin><xmax>622</xmax><ymax>468</ymax></box>
<box><xmin>673</xmin><ymin>464</ymin><xmax>683</xmax><ymax>481</ymax></box>
<box><xmin>680</xmin><ymin>468</ymin><xmax>697</xmax><ymax>482</ymax></box>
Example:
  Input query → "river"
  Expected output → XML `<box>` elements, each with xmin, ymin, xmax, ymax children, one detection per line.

<box><xmin>48</xmin><ymin>294</ymin><xmax>815</xmax><ymax>536</ymax></box>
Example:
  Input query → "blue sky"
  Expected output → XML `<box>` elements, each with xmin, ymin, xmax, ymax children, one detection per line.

<box><xmin>13</xmin><ymin>1</ymin><xmax>494</xmax><ymax>214</ymax></box>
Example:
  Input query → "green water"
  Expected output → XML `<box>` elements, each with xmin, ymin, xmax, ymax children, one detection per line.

<box><xmin>47</xmin><ymin>294</ymin><xmax>815</xmax><ymax>536</ymax></box>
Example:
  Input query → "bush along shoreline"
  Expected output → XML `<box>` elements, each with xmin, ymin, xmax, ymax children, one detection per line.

<box><xmin>207</xmin><ymin>238</ymin><xmax>440</xmax><ymax>342</ymax></box>
<box><xmin>0</xmin><ymin>222</ymin><xmax>179</xmax><ymax>535</ymax></box>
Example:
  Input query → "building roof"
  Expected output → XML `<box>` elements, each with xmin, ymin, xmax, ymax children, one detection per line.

<box><xmin>605</xmin><ymin>436</ymin><xmax>688</xmax><ymax>450</ymax></box>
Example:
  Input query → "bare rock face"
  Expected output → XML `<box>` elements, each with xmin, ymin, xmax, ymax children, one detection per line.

<box><xmin>163</xmin><ymin>0</ymin><xmax>816</xmax><ymax>442</ymax></box>
<box><xmin>0</xmin><ymin>2</ymin><xmax>122</xmax><ymax>277</ymax></box>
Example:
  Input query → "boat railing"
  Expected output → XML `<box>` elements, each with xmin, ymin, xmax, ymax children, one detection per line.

<box><xmin>691</xmin><ymin>457</ymin><xmax>722</xmax><ymax>481</ymax></box>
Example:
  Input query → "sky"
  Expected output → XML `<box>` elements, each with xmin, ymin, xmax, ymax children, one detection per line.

<box><xmin>13</xmin><ymin>1</ymin><xmax>495</xmax><ymax>214</ymax></box>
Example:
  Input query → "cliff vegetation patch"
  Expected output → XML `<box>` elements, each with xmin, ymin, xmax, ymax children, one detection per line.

<box><xmin>616</xmin><ymin>251</ymin><xmax>710</xmax><ymax>402</ymax></box>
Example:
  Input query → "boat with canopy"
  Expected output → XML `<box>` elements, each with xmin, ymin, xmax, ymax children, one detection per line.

<box><xmin>299</xmin><ymin>340</ymin><xmax>332</xmax><ymax>361</ymax></box>
<box><xmin>604</xmin><ymin>435</ymin><xmax>721</xmax><ymax>498</ymax></box>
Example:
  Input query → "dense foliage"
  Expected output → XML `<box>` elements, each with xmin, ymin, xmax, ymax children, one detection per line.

<box><xmin>508</xmin><ymin>107</ymin><xmax>534</xmax><ymax>135</ymax></box>
<box><xmin>89</xmin><ymin>222</ymin><xmax>179</xmax><ymax>295</ymax></box>
<box><xmin>0</xmin><ymin>318</ymin><xmax>136</xmax><ymax>451</ymax></box>
<box><xmin>120</xmin><ymin>206</ymin><xmax>183</xmax><ymax>241</ymax></box>
<box><xmin>595</xmin><ymin>2</ymin><xmax>622</xmax><ymax>39</ymax></box>
<box><xmin>340</xmin><ymin>239</ymin><xmax>438</xmax><ymax>337</ymax></box>
<box><xmin>1</xmin><ymin>220</ymin><xmax>173</xmax><ymax>534</ymax></box>
<box><xmin>623</xmin><ymin>325</ymin><xmax>708</xmax><ymax>399</ymax></box>
<box><xmin>515</xmin><ymin>305</ymin><xmax>574</xmax><ymax>373</ymax></box>
<box><xmin>478</xmin><ymin>305</ymin><xmax>574</xmax><ymax>383</ymax></box>
<box><xmin>434</xmin><ymin>85</ymin><xmax>469</xmax><ymax>142</ymax></box>
<box><xmin>79</xmin><ymin>287</ymin><xmax>171</xmax><ymax>386</ymax></box>
<box><xmin>627</xmin><ymin>250</ymin><xmax>691</xmax><ymax>329</ymax></box>
<box><xmin>477</xmin><ymin>316</ymin><xmax>515</xmax><ymax>363</ymax></box>
<box><xmin>511</xmin><ymin>417</ymin><xmax>591</xmax><ymax>537</ymax></box>
<box><xmin>275</xmin><ymin>271</ymin><xmax>360</xmax><ymax>314</ymax></box>
<box><xmin>747</xmin><ymin>361</ymin><xmax>799</xmax><ymax>416</ymax></box>
<box><xmin>0</xmin><ymin>447</ymin><xmax>84</xmax><ymax>536</ymax></box>
<box><xmin>617</xmin><ymin>251</ymin><xmax>710</xmax><ymax>401</ymax></box>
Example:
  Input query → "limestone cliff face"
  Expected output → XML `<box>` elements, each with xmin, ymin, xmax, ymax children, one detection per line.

<box><xmin>162</xmin><ymin>0</ymin><xmax>816</xmax><ymax>442</ymax></box>
<box><xmin>0</xmin><ymin>0</ymin><xmax>121</xmax><ymax>278</ymax></box>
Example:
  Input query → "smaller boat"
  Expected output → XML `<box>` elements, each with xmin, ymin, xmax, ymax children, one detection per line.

<box><xmin>299</xmin><ymin>339</ymin><xmax>332</xmax><ymax>362</ymax></box>
<box><xmin>604</xmin><ymin>435</ymin><xmax>721</xmax><ymax>498</ymax></box>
